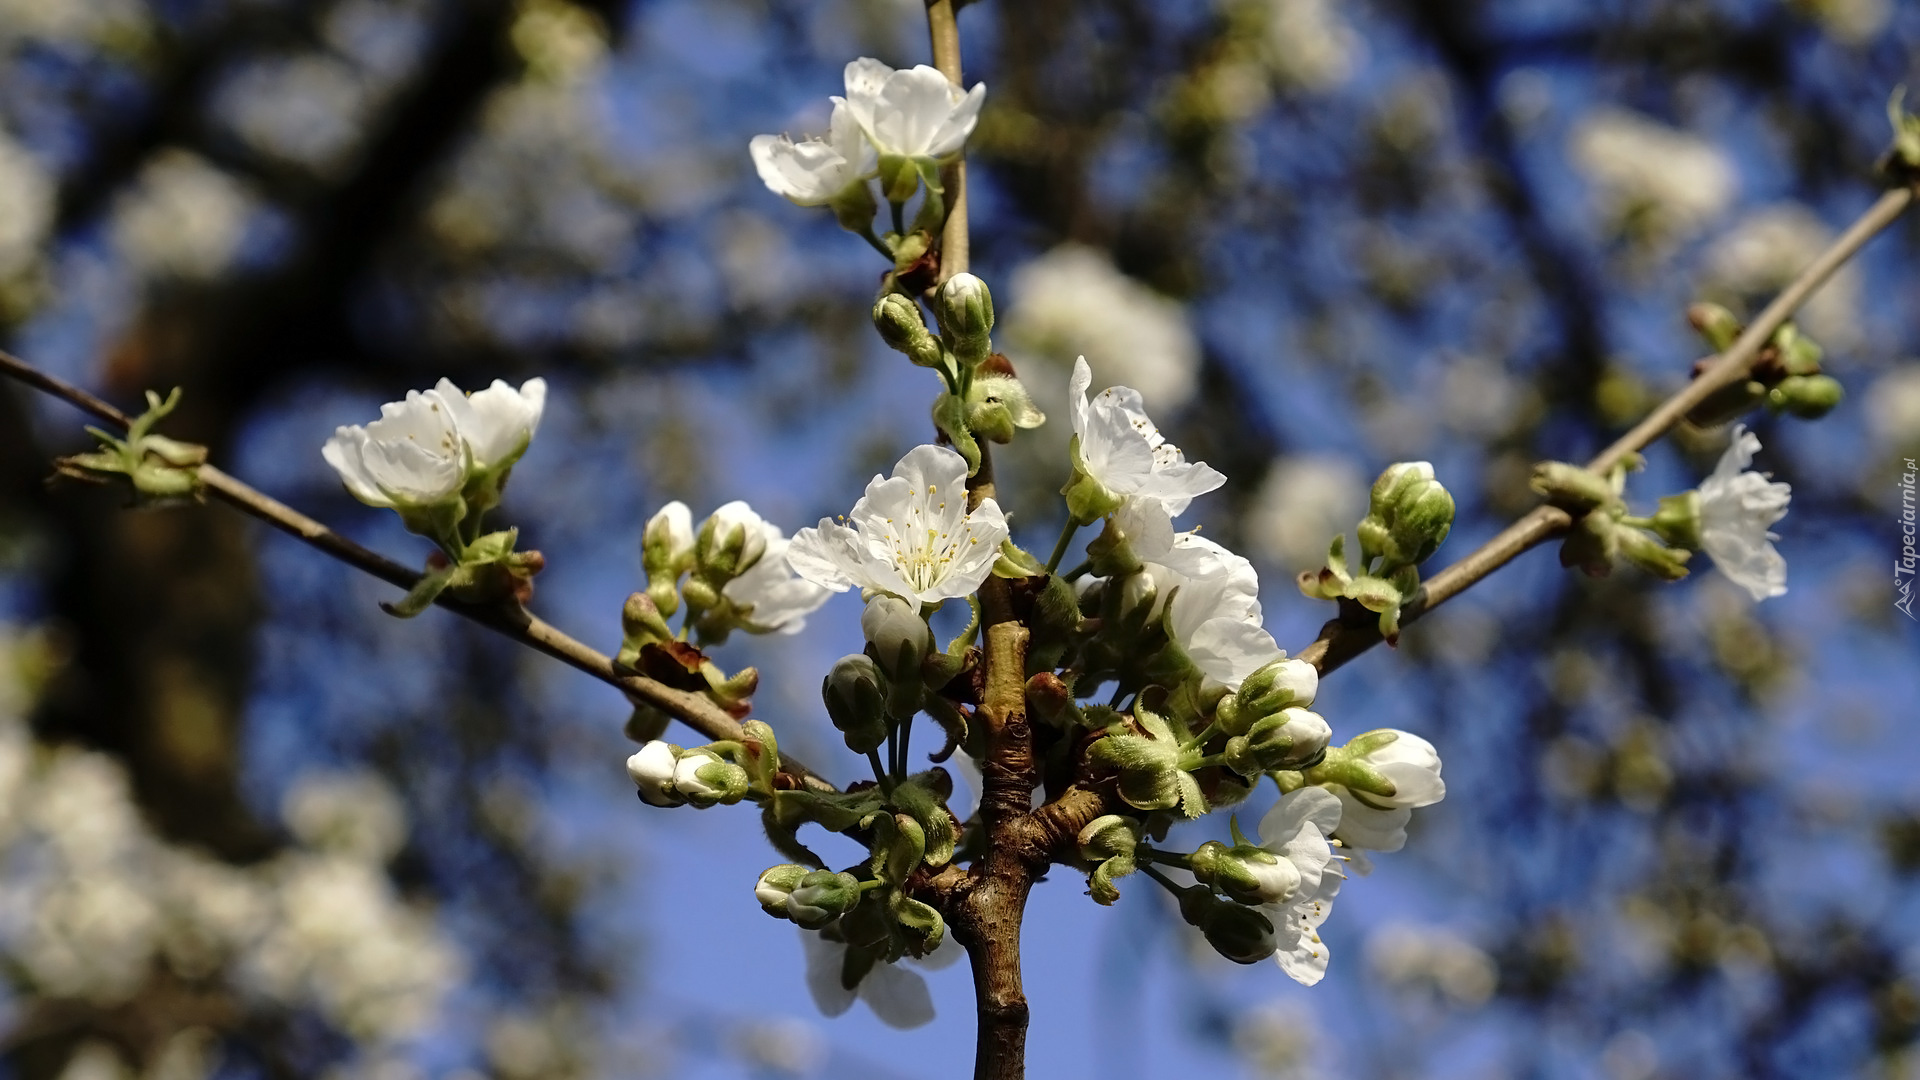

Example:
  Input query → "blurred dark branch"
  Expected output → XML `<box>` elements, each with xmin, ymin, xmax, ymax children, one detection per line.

<box><xmin>0</xmin><ymin>348</ymin><xmax>834</xmax><ymax>791</ymax></box>
<box><xmin>1297</xmin><ymin>183</ymin><xmax>1916</xmax><ymax>675</ymax></box>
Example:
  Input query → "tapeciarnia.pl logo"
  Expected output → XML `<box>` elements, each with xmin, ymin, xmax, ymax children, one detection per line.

<box><xmin>1899</xmin><ymin>457</ymin><xmax>1917</xmax><ymax>621</ymax></box>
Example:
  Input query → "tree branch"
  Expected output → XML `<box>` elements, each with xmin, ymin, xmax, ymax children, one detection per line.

<box><xmin>0</xmin><ymin>348</ymin><xmax>834</xmax><ymax>791</ymax></box>
<box><xmin>1295</xmin><ymin>183</ymin><xmax>1916</xmax><ymax>676</ymax></box>
<box><xmin>928</xmin><ymin>0</ymin><xmax>970</xmax><ymax>282</ymax></box>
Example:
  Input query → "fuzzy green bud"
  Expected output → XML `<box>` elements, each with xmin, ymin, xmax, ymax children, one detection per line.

<box><xmin>1530</xmin><ymin>461</ymin><xmax>1620</xmax><ymax>516</ymax></box>
<box><xmin>1768</xmin><ymin>374</ymin><xmax>1844</xmax><ymax>419</ymax></box>
<box><xmin>873</xmin><ymin>293</ymin><xmax>945</xmax><ymax>369</ymax></box>
<box><xmin>1216</xmin><ymin>657</ymin><xmax>1319</xmax><ymax>737</ymax></box>
<box><xmin>1223</xmin><ymin>708</ymin><xmax>1333</xmax><ymax>778</ymax></box>
<box><xmin>823</xmin><ymin>654</ymin><xmax>890</xmax><ymax>755</ymax></box>
<box><xmin>755</xmin><ymin>864</ymin><xmax>811</xmax><ymax>918</ymax></box>
<box><xmin>786</xmin><ymin>870</ymin><xmax>864</xmax><ymax>929</ymax></box>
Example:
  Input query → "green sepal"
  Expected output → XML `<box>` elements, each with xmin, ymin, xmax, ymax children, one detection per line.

<box><xmin>889</xmin><ymin>892</ymin><xmax>947</xmax><ymax>952</ymax></box>
<box><xmin>1061</xmin><ymin>436</ymin><xmax>1124</xmax><ymax>524</ymax></box>
<box><xmin>932</xmin><ymin>392</ymin><xmax>981</xmax><ymax>476</ymax></box>
<box><xmin>890</xmin><ymin>780</ymin><xmax>958</xmax><ymax>868</ymax></box>
<box><xmin>992</xmin><ymin>539</ymin><xmax>1045</xmax><ymax>579</ymax></box>
<box><xmin>381</xmin><ymin>560</ymin><xmax>459</xmax><ymax>618</ymax></box>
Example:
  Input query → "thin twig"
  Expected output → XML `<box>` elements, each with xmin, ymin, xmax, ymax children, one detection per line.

<box><xmin>1295</xmin><ymin>184</ymin><xmax>1915</xmax><ymax>676</ymax></box>
<box><xmin>0</xmin><ymin>347</ymin><xmax>833</xmax><ymax>790</ymax></box>
<box><xmin>928</xmin><ymin>0</ymin><xmax>969</xmax><ymax>281</ymax></box>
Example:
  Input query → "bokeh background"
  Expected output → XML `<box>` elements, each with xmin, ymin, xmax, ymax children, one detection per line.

<box><xmin>2</xmin><ymin>0</ymin><xmax>1919</xmax><ymax>1076</ymax></box>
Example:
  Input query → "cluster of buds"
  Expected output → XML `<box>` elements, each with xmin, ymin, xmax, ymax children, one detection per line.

<box><xmin>875</xmin><ymin>274</ymin><xmax>1045</xmax><ymax>475</ymax></box>
<box><xmin>54</xmin><ymin>387</ymin><xmax>209</xmax><ymax>506</ymax></box>
<box><xmin>636</xmin><ymin>501</ymin><xmax>829</xmax><ymax>647</ymax></box>
<box><xmin>1298</xmin><ymin>462</ymin><xmax>1457</xmax><ymax>643</ymax></box>
<box><xmin>1533</xmin><ymin>423</ymin><xmax>1791</xmax><ymax>601</ymax></box>
<box><xmin>1684</xmin><ymin>304</ymin><xmax>1842</xmax><ymax>425</ymax></box>
<box><xmin>624</xmin><ymin>720</ymin><xmax>782</xmax><ymax>809</ymax></box>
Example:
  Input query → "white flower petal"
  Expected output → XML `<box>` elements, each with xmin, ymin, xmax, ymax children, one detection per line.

<box><xmin>800</xmin><ymin>932</ymin><xmax>858</xmax><ymax>1019</ymax></box>
<box><xmin>860</xmin><ymin>960</ymin><xmax>936</xmax><ymax>1029</ymax></box>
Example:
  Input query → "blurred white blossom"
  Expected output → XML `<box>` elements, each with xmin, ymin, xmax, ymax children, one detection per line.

<box><xmin>111</xmin><ymin>151</ymin><xmax>260</xmax><ymax>280</ymax></box>
<box><xmin>0</xmin><ymin>0</ymin><xmax>148</xmax><ymax>47</ymax></box>
<box><xmin>1258</xmin><ymin>0</ymin><xmax>1361</xmax><ymax>91</ymax></box>
<box><xmin>216</xmin><ymin>55</ymin><xmax>373</xmax><ymax>176</ymax></box>
<box><xmin>1003</xmin><ymin>244</ymin><xmax>1201</xmax><ymax>412</ymax></box>
<box><xmin>1247</xmin><ymin>455</ymin><xmax>1367</xmax><ymax>571</ymax></box>
<box><xmin>1570</xmin><ymin>108</ymin><xmax>1736</xmax><ymax>244</ymax></box>
<box><xmin>1865</xmin><ymin>363</ymin><xmax>1920</xmax><ymax>455</ymax></box>
<box><xmin>1365</xmin><ymin>921</ymin><xmax>1499</xmax><ymax>1007</ymax></box>
<box><xmin>1702</xmin><ymin>203</ymin><xmax>1861</xmax><ymax>346</ymax></box>
<box><xmin>282</xmin><ymin>769</ymin><xmax>410</xmax><ymax>863</ymax></box>
<box><xmin>0</xmin><ymin>132</ymin><xmax>55</xmax><ymax>278</ymax></box>
<box><xmin>1232</xmin><ymin>999</ymin><xmax>1325</xmax><ymax>1079</ymax></box>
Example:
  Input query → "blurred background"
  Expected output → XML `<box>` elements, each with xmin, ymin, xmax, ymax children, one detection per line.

<box><xmin>1</xmin><ymin>0</ymin><xmax>1918</xmax><ymax>1076</ymax></box>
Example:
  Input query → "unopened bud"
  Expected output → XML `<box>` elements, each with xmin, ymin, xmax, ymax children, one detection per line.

<box><xmin>823</xmin><ymin>654</ymin><xmax>889</xmax><ymax>754</ymax></box>
<box><xmin>1768</xmin><ymin>374</ymin><xmax>1844</xmax><ymax>419</ymax></box>
<box><xmin>1223</xmin><ymin>707</ymin><xmax>1332</xmax><ymax>777</ymax></box>
<box><xmin>1687</xmin><ymin>302</ymin><xmax>1742</xmax><ymax>352</ymax></box>
<box><xmin>621</xmin><ymin>591</ymin><xmax>674</xmax><ymax>650</ymax></box>
<box><xmin>1190</xmin><ymin>839</ymin><xmax>1302</xmax><ymax>907</ymax></box>
<box><xmin>1530</xmin><ymin>461</ymin><xmax>1619</xmax><ymax>516</ymax></box>
<box><xmin>643</xmin><ymin>502</ymin><xmax>696</xmax><ymax>587</ymax></box>
<box><xmin>873</xmin><ymin>293</ymin><xmax>944</xmax><ymax>368</ymax></box>
<box><xmin>786</xmin><ymin>870</ymin><xmax>864</xmax><ymax>929</ymax></box>
<box><xmin>1369</xmin><ymin>461</ymin><xmax>1434</xmax><ymax>519</ymax></box>
<box><xmin>626</xmin><ymin>741</ymin><xmax>686</xmax><ymax>808</ymax></box>
<box><xmin>1216</xmin><ymin>657</ymin><xmax>1318</xmax><ymax>736</ymax></box>
<box><xmin>934</xmin><ymin>273</ymin><xmax>995</xmax><ymax>366</ymax></box>
<box><xmin>695</xmin><ymin>502</ymin><xmax>768</xmax><ymax>584</ymax></box>
<box><xmin>755</xmin><ymin>864</ymin><xmax>810</xmax><ymax>918</ymax></box>
<box><xmin>672</xmin><ymin>747</ymin><xmax>751</xmax><ymax>808</ymax></box>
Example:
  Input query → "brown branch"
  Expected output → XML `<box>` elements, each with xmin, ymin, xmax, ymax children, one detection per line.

<box><xmin>0</xmin><ymin>347</ymin><xmax>834</xmax><ymax>791</ymax></box>
<box><xmin>1294</xmin><ymin>184</ymin><xmax>1916</xmax><ymax>677</ymax></box>
<box><xmin>952</xmin><ymin>583</ymin><xmax>1039</xmax><ymax>1080</ymax></box>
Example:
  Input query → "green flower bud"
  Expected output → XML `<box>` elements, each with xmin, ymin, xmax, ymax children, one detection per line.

<box><xmin>1370</xmin><ymin>461</ymin><xmax>1434</xmax><ymax>519</ymax></box>
<box><xmin>1687</xmin><ymin>302</ymin><xmax>1743</xmax><ymax>353</ymax></box>
<box><xmin>1531</xmin><ymin>461</ymin><xmax>1621</xmax><ymax>516</ymax></box>
<box><xmin>1767</xmin><ymin>374</ymin><xmax>1844</xmax><ymax>419</ymax></box>
<box><xmin>619</xmin><ymin>591</ymin><xmax>674</xmax><ymax>657</ymax></box>
<box><xmin>1216</xmin><ymin>657</ymin><xmax>1319</xmax><ymax>737</ymax></box>
<box><xmin>968</xmin><ymin>372</ymin><xmax>1045</xmax><ymax>439</ymax></box>
<box><xmin>1223</xmin><ymin>708</ymin><xmax>1333</xmax><ymax>778</ymax></box>
<box><xmin>873</xmin><ymin>293</ymin><xmax>945</xmax><ymax>369</ymax></box>
<box><xmin>934</xmin><ymin>273</ymin><xmax>995</xmax><ymax>366</ymax></box>
<box><xmin>755</xmin><ymin>864</ymin><xmax>811</xmax><ymax>919</ymax></box>
<box><xmin>862</xmin><ymin>596</ymin><xmax>931</xmax><ymax>690</ymax></box>
<box><xmin>672</xmin><ymin>747</ymin><xmax>751</xmax><ymax>808</ymax></box>
<box><xmin>1772</xmin><ymin>323</ymin><xmax>1824</xmax><ymax>377</ymax></box>
<box><xmin>1189</xmin><ymin>838</ymin><xmax>1300</xmax><ymax>907</ymax></box>
<box><xmin>787</xmin><ymin>870</ymin><xmax>864</xmax><ymax>929</ymax></box>
<box><xmin>1201</xmin><ymin>902</ymin><xmax>1279</xmax><ymax>964</ymax></box>
<box><xmin>1384</xmin><ymin>481</ymin><xmax>1454</xmax><ymax>567</ymax></box>
<box><xmin>824</xmin><ymin>654</ymin><xmax>890</xmax><ymax>755</ymax></box>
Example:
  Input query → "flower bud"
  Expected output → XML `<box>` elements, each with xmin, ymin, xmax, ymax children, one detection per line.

<box><xmin>1201</xmin><ymin>901</ymin><xmax>1279</xmax><ymax>964</ymax></box>
<box><xmin>1687</xmin><ymin>302</ymin><xmax>1742</xmax><ymax>352</ymax></box>
<box><xmin>755</xmin><ymin>863</ymin><xmax>810</xmax><ymax>918</ymax></box>
<box><xmin>862</xmin><ymin>596</ymin><xmax>931</xmax><ymax>684</ymax></box>
<box><xmin>1767</xmin><ymin>374</ymin><xmax>1844</xmax><ymax>419</ymax></box>
<box><xmin>823</xmin><ymin>654</ymin><xmax>890</xmax><ymax>755</ymax></box>
<box><xmin>934</xmin><ymin>273</ymin><xmax>995</xmax><ymax>366</ymax></box>
<box><xmin>1530</xmin><ymin>462</ymin><xmax>1621</xmax><ymax>516</ymax></box>
<box><xmin>620</xmin><ymin>591</ymin><xmax>674</xmax><ymax>653</ymax></box>
<box><xmin>643</xmin><ymin>502</ymin><xmax>695</xmax><ymax>595</ymax></box>
<box><xmin>695</xmin><ymin>502</ymin><xmax>769</xmax><ymax>585</ymax></box>
<box><xmin>873</xmin><ymin>293</ymin><xmax>945</xmax><ymax>369</ymax></box>
<box><xmin>1384</xmin><ymin>480</ymin><xmax>1454</xmax><ymax>567</ymax></box>
<box><xmin>672</xmin><ymin>747</ymin><xmax>751</xmax><ymax>808</ymax></box>
<box><xmin>1215</xmin><ymin>657</ymin><xmax>1318</xmax><ymax>736</ymax></box>
<box><xmin>1190</xmin><ymin>840</ymin><xmax>1303</xmax><ymax>907</ymax></box>
<box><xmin>1369</xmin><ymin>461</ymin><xmax>1434</xmax><ymax>519</ymax></box>
<box><xmin>1224</xmin><ymin>708</ymin><xmax>1332</xmax><ymax>777</ymax></box>
<box><xmin>1772</xmin><ymin>323</ymin><xmax>1824</xmax><ymax>377</ymax></box>
<box><xmin>786</xmin><ymin>870</ymin><xmax>864</xmax><ymax>929</ymax></box>
<box><xmin>626</xmin><ymin>741</ymin><xmax>685</xmax><ymax>808</ymax></box>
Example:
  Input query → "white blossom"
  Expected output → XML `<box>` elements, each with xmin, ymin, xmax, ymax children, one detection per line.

<box><xmin>750</xmin><ymin>99</ymin><xmax>877</xmax><ymax>205</ymax></box>
<box><xmin>1865</xmin><ymin>364</ymin><xmax>1920</xmax><ymax>455</ymax></box>
<box><xmin>625</xmin><ymin>742</ymin><xmax>683</xmax><ymax>808</ymax></box>
<box><xmin>1697</xmin><ymin>423</ymin><xmax>1792</xmax><ymax>601</ymax></box>
<box><xmin>1365</xmin><ymin>922</ymin><xmax>1499</xmax><ymax>1007</ymax></box>
<box><xmin>432</xmin><ymin>377</ymin><xmax>547</xmax><ymax>473</ymax></box>
<box><xmin>1327</xmin><ymin>730</ymin><xmax>1446</xmax><ymax>859</ymax></box>
<box><xmin>281</xmin><ymin>769</ymin><xmax>409</xmax><ymax>864</ymax></box>
<box><xmin>111</xmin><ymin>150</ymin><xmax>259</xmax><ymax>280</ymax></box>
<box><xmin>720</xmin><ymin>520</ymin><xmax>832</xmax><ymax>635</ymax></box>
<box><xmin>1004</xmin><ymin>245</ymin><xmax>1200</xmax><ymax>411</ymax></box>
<box><xmin>1569</xmin><ymin>108</ymin><xmax>1735</xmax><ymax>242</ymax></box>
<box><xmin>1119</xmin><ymin>509</ymin><xmax>1285</xmax><ymax>693</ymax></box>
<box><xmin>1246</xmin><ymin>454</ymin><xmax>1367</xmax><ymax>571</ymax></box>
<box><xmin>1260</xmin><ymin>0</ymin><xmax>1361</xmax><ymax>91</ymax></box>
<box><xmin>1703</xmin><ymin>203</ymin><xmax>1860</xmax><ymax>346</ymax></box>
<box><xmin>322</xmin><ymin>388</ymin><xmax>468</xmax><ymax>510</ymax></box>
<box><xmin>1255</xmin><ymin>786</ymin><xmax>1345</xmax><ymax>986</ymax></box>
<box><xmin>1070</xmin><ymin>357</ymin><xmax>1226</xmax><ymax>517</ymax></box>
<box><xmin>800</xmin><ymin>929</ymin><xmax>961</xmax><ymax>1030</ymax></box>
<box><xmin>0</xmin><ymin>131</ymin><xmax>54</xmax><ymax>277</ymax></box>
<box><xmin>837</xmin><ymin>57</ymin><xmax>984</xmax><ymax>161</ymax></box>
<box><xmin>788</xmin><ymin>445</ymin><xmax>1008</xmax><ymax>613</ymax></box>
